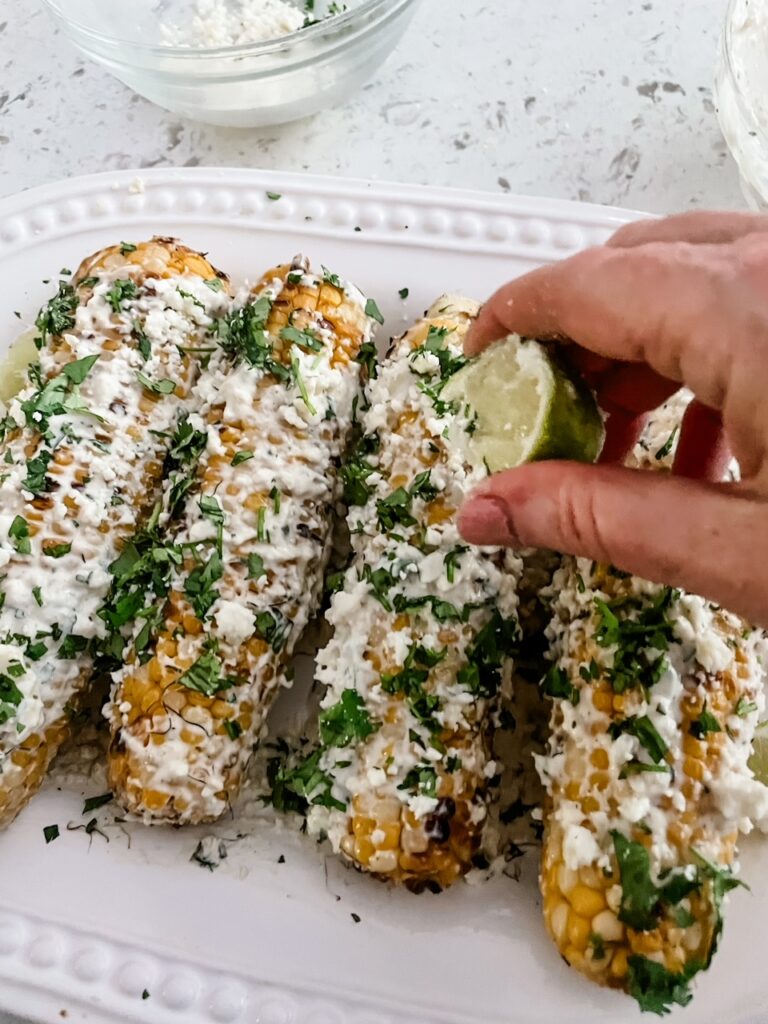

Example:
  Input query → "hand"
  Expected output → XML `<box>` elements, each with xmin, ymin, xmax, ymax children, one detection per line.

<box><xmin>457</xmin><ymin>211</ymin><xmax>768</xmax><ymax>626</ymax></box>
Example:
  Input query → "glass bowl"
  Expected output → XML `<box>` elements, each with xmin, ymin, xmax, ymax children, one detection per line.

<box><xmin>40</xmin><ymin>0</ymin><xmax>421</xmax><ymax>128</ymax></box>
<box><xmin>715</xmin><ymin>0</ymin><xmax>768</xmax><ymax>209</ymax></box>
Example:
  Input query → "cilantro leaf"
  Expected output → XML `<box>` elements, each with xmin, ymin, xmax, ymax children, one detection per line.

<box><xmin>105</xmin><ymin>278</ymin><xmax>137</xmax><ymax>313</ymax></box>
<box><xmin>8</xmin><ymin>515</ymin><xmax>31</xmax><ymax>555</ymax></box>
<box><xmin>178</xmin><ymin>647</ymin><xmax>233</xmax><ymax>696</ymax></box>
<box><xmin>541</xmin><ymin>665</ymin><xmax>579</xmax><ymax>704</ymax></box>
<box><xmin>690</xmin><ymin>702</ymin><xmax>722</xmax><ymax>740</ymax></box>
<box><xmin>365</xmin><ymin>298</ymin><xmax>384</xmax><ymax>325</ymax></box>
<box><xmin>319</xmin><ymin>689</ymin><xmax>378</xmax><ymax>747</ymax></box>
<box><xmin>136</xmin><ymin>371</ymin><xmax>176</xmax><ymax>396</ymax></box>
<box><xmin>627</xmin><ymin>956</ymin><xmax>697</xmax><ymax>1014</ymax></box>
<box><xmin>82</xmin><ymin>792</ymin><xmax>113</xmax><ymax>814</ymax></box>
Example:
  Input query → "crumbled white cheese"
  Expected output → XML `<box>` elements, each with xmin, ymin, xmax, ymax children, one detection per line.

<box><xmin>161</xmin><ymin>0</ymin><xmax>305</xmax><ymax>48</ymax></box>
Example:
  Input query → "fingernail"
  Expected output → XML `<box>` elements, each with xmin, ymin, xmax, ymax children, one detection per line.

<box><xmin>458</xmin><ymin>495</ymin><xmax>520</xmax><ymax>546</ymax></box>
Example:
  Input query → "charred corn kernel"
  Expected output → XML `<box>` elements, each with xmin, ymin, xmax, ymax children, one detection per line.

<box><xmin>539</xmin><ymin>551</ymin><xmax>764</xmax><ymax>1010</ymax></box>
<box><xmin>311</xmin><ymin>296</ymin><xmax>522</xmax><ymax>891</ymax></box>
<box><xmin>107</xmin><ymin>257</ymin><xmax>373</xmax><ymax>825</ymax></box>
<box><xmin>0</xmin><ymin>238</ymin><xmax>230</xmax><ymax>828</ymax></box>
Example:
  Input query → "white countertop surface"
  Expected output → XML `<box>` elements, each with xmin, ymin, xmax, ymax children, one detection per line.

<box><xmin>0</xmin><ymin>0</ymin><xmax>745</xmax><ymax>1022</ymax></box>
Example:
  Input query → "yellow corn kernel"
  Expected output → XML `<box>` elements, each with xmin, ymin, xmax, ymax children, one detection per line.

<box><xmin>566</xmin><ymin>911</ymin><xmax>591</xmax><ymax>952</ymax></box>
<box><xmin>569</xmin><ymin>885</ymin><xmax>605</xmax><ymax>919</ymax></box>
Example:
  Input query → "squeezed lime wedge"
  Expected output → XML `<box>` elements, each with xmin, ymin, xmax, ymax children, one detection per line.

<box><xmin>442</xmin><ymin>334</ymin><xmax>604</xmax><ymax>473</ymax></box>
<box><xmin>0</xmin><ymin>329</ymin><xmax>38</xmax><ymax>403</ymax></box>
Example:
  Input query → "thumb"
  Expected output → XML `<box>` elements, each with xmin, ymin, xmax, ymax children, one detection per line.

<box><xmin>458</xmin><ymin>462</ymin><xmax>768</xmax><ymax>626</ymax></box>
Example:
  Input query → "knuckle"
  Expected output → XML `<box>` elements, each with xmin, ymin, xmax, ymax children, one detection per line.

<box><xmin>555</xmin><ymin>475</ymin><xmax>613</xmax><ymax>563</ymax></box>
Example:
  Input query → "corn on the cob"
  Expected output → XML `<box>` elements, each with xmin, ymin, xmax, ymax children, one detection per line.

<box><xmin>0</xmin><ymin>238</ymin><xmax>230</xmax><ymax>826</ymax></box>
<box><xmin>301</xmin><ymin>296</ymin><xmax>522</xmax><ymax>891</ymax></box>
<box><xmin>538</xmin><ymin>556</ymin><xmax>767</xmax><ymax>1012</ymax></box>
<box><xmin>106</xmin><ymin>257</ymin><xmax>374</xmax><ymax>825</ymax></box>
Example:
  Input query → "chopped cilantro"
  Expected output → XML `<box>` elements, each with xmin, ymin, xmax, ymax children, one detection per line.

<box><xmin>223</xmin><ymin>719</ymin><xmax>242</xmax><ymax>741</ymax></box>
<box><xmin>23</xmin><ymin>449</ymin><xmax>53</xmax><ymax>495</ymax></box>
<box><xmin>184</xmin><ymin>550</ymin><xmax>223</xmax><ymax>618</ymax></box>
<box><xmin>398</xmin><ymin>287</ymin><xmax>409</xmax><ymax>300</ymax></box>
<box><xmin>340</xmin><ymin>433</ymin><xmax>380</xmax><ymax>505</ymax></box>
<box><xmin>594</xmin><ymin>589</ymin><xmax>676</xmax><ymax>694</ymax></box>
<box><xmin>588</xmin><ymin>932</ymin><xmax>606</xmax><ymax>960</ymax></box>
<box><xmin>256</xmin><ymin>506</ymin><xmax>267</xmax><ymax>543</ymax></box>
<box><xmin>136</xmin><ymin>371</ymin><xmax>176</xmax><ymax>396</ymax></box>
<box><xmin>266</xmin><ymin>191</ymin><xmax>282</xmax><ymax>201</ymax></box>
<box><xmin>268</xmin><ymin>747</ymin><xmax>344</xmax><ymax>814</ymax></box>
<box><xmin>168</xmin><ymin>417</ymin><xmax>207</xmax><ymax>466</ymax></box>
<box><xmin>654</xmin><ymin>426</ymin><xmax>679</xmax><ymax>462</ymax></box>
<box><xmin>619</xmin><ymin>762</ymin><xmax>671</xmax><ymax>778</ymax></box>
<box><xmin>291</xmin><ymin>356</ymin><xmax>316</xmax><ymax>415</ymax></box>
<box><xmin>42</xmin><ymin>541</ymin><xmax>72</xmax><ymax>559</ymax></box>
<box><xmin>58</xmin><ymin>634</ymin><xmax>88</xmax><ymax>658</ymax></box>
<box><xmin>735</xmin><ymin>696</ymin><xmax>758</xmax><ymax>717</ymax></box>
<box><xmin>82</xmin><ymin>792</ymin><xmax>113</xmax><ymax>814</ymax></box>
<box><xmin>356</xmin><ymin>340</ymin><xmax>378</xmax><ymax>380</ymax></box>
<box><xmin>247</xmin><ymin>553</ymin><xmax>266</xmax><ymax>580</ymax></box>
<box><xmin>281</xmin><ymin>325</ymin><xmax>323</xmax><ymax>352</ymax></box>
<box><xmin>690</xmin><ymin>702</ymin><xmax>722</xmax><ymax>740</ymax></box>
<box><xmin>142</xmin><ymin>989</ymin><xmax>150</xmax><ymax>1000</ymax></box>
<box><xmin>443</xmin><ymin>544</ymin><xmax>468</xmax><ymax>583</ymax></box>
<box><xmin>35</xmin><ymin>281</ymin><xmax>77</xmax><ymax>342</ymax></box>
<box><xmin>365</xmin><ymin>298</ymin><xmax>384</xmax><ymax>325</ymax></box>
<box><xmin>398</xmin><ymin>764</ymin><xmax>438</xmax><ymax>797</ymax></box>
<box><xmin>105</xmin><ymin>278</ymin><xmax>137</xmax><ymax>313</ymax></box>
<box><xmin>541</xmin><ymin>665</ymin><xmax>578</xmax><ymax>705</ymax></box>
<box><xmin>361</xmin><ymin>564</ymin><xmax>395</xmax><ymax>610</ymax></box>
<box><xmin>232</xmin><ymin>450</ymin><xmax>254</xmax><ymax>466</ymax></box>
<box><xmin>322</xmin><ymin>267</ymin><xmax>342</xmax><ymax>288</ymax></box>
<box><xmin>8</xmin><ymin>515</ymin><xmax>31</xmax><ymax>555</ymax></box>
<box><xmin>198</xmin><ymin>494</ymin><xmax>224</xmax><ymax>525</ymax></box>
<box><xmin>254</xmin><ymin>608</ymin><xmax>288</xmax><ymax>652</ymax></box>
<box><xmin>609</xmin><ymin>715</ymin><xmax>668</xmax><ymax>763</ymax></box>
<box><xmin>133</xmin><ymin>320</ymin><xmax>151</xmax><ymax>361</ymax></box>
<box><xmin>627</xmin><ymin>956</ymin><xmax>697</xmax><ymax>1014</ymax></box>
<box><xmin>269</xmin><ymin>485</ymin><xmax>281</xmax><ymax>514</ymax></box>
<box><xmin>319</xmin><ymin>689</ymin><xmax>378</xmax><ymax>747</ymax></box>
<box><xmin>611</xmin><ymin>832</ymin><xmax>700</xmax><ymax>933</ymax></box>
<box><xmin>205</xmin><ymin>277</ymin><xmax>224</xmax><ymax>292</ymax></box>
<box><xmin>32</xmin><ymin>586</ymin><xmax>43</xmax><ymax>607</ymax></box>
<box><xmin>43</xmin><ymin>824</ymin><xmax>59</xmax><ymax>844</ymax></box>
<box><xmin>178</xmin><ymin>646</ymin><xmax>233</xmax><ymax>696</ymax></box>
<box><xmin>119</xmin><ymin>241</ymin><xmax>137</xmax><ymax>254</ymax></box>
<box><xmin>215</xmin><ymin>298</ymin><xmax>287</xmax><ymax>381</ymax></box>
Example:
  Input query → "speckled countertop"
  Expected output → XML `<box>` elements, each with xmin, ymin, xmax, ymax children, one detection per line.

<box><xmin>0</xmin><ymin>0</ymin><xmax>745</xmax><ymax>1021</ymax></box>
<box><xmin>0</xmin><ymin>0</ymin><xmax>744</xmax><ymax>211</ymax></box>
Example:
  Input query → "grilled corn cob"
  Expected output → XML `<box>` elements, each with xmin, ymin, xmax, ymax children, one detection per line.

<box><xmin>0</xmin><ymin>238</ymin><xmax>230</xmax><ymax>826</ymax></box>
<box><xmin>538</xmin><ymin>556</ymin><xmax>766</xmax><ymax>1010</ymax></box>
<box><xmin>106</xmin><ymin>256</ymin><xmax>374</xmax><ymax>824</ymax></box>
<box><xmin>303</xmin><ymin>296</ymin><xmax>522</xmax><ymax>891</ymax></box>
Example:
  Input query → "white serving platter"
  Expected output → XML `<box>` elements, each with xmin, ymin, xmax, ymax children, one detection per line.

<box><xmin>0</xmin><ymin>167</ymin><xmax>764</xmax><ymax>1024</ymax></box>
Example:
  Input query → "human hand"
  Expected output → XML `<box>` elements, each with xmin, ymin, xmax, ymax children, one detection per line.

<box><xmin>457</xmin><ymin>211</ymin><xmax>768</xmax><ymax>626</ymax></box>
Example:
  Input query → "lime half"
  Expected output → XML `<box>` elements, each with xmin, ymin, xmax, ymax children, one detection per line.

<box><xmin>749</xmin><ymin>727</ymin><xmax>768</xmax><ymax>785</ymax></box>
<box><xmin>442</xmin><ymin>334</ymin><xmax>605</xmax><ymax>473</ymax></box>
<box><xmin>0</xmin><ymin>329</ymin><xmax>38</xmax><ymax>403</ymax></box>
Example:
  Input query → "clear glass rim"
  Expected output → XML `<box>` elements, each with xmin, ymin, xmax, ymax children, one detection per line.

<box><xmin>719</xmin><ymin>0</ymin><xmax>768</xmax><ymax>146</ymax></box>
<box><xmin>40</xmin><ymin>0</ymin><xmax>412</xmax><ymax>59</ymax></box>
